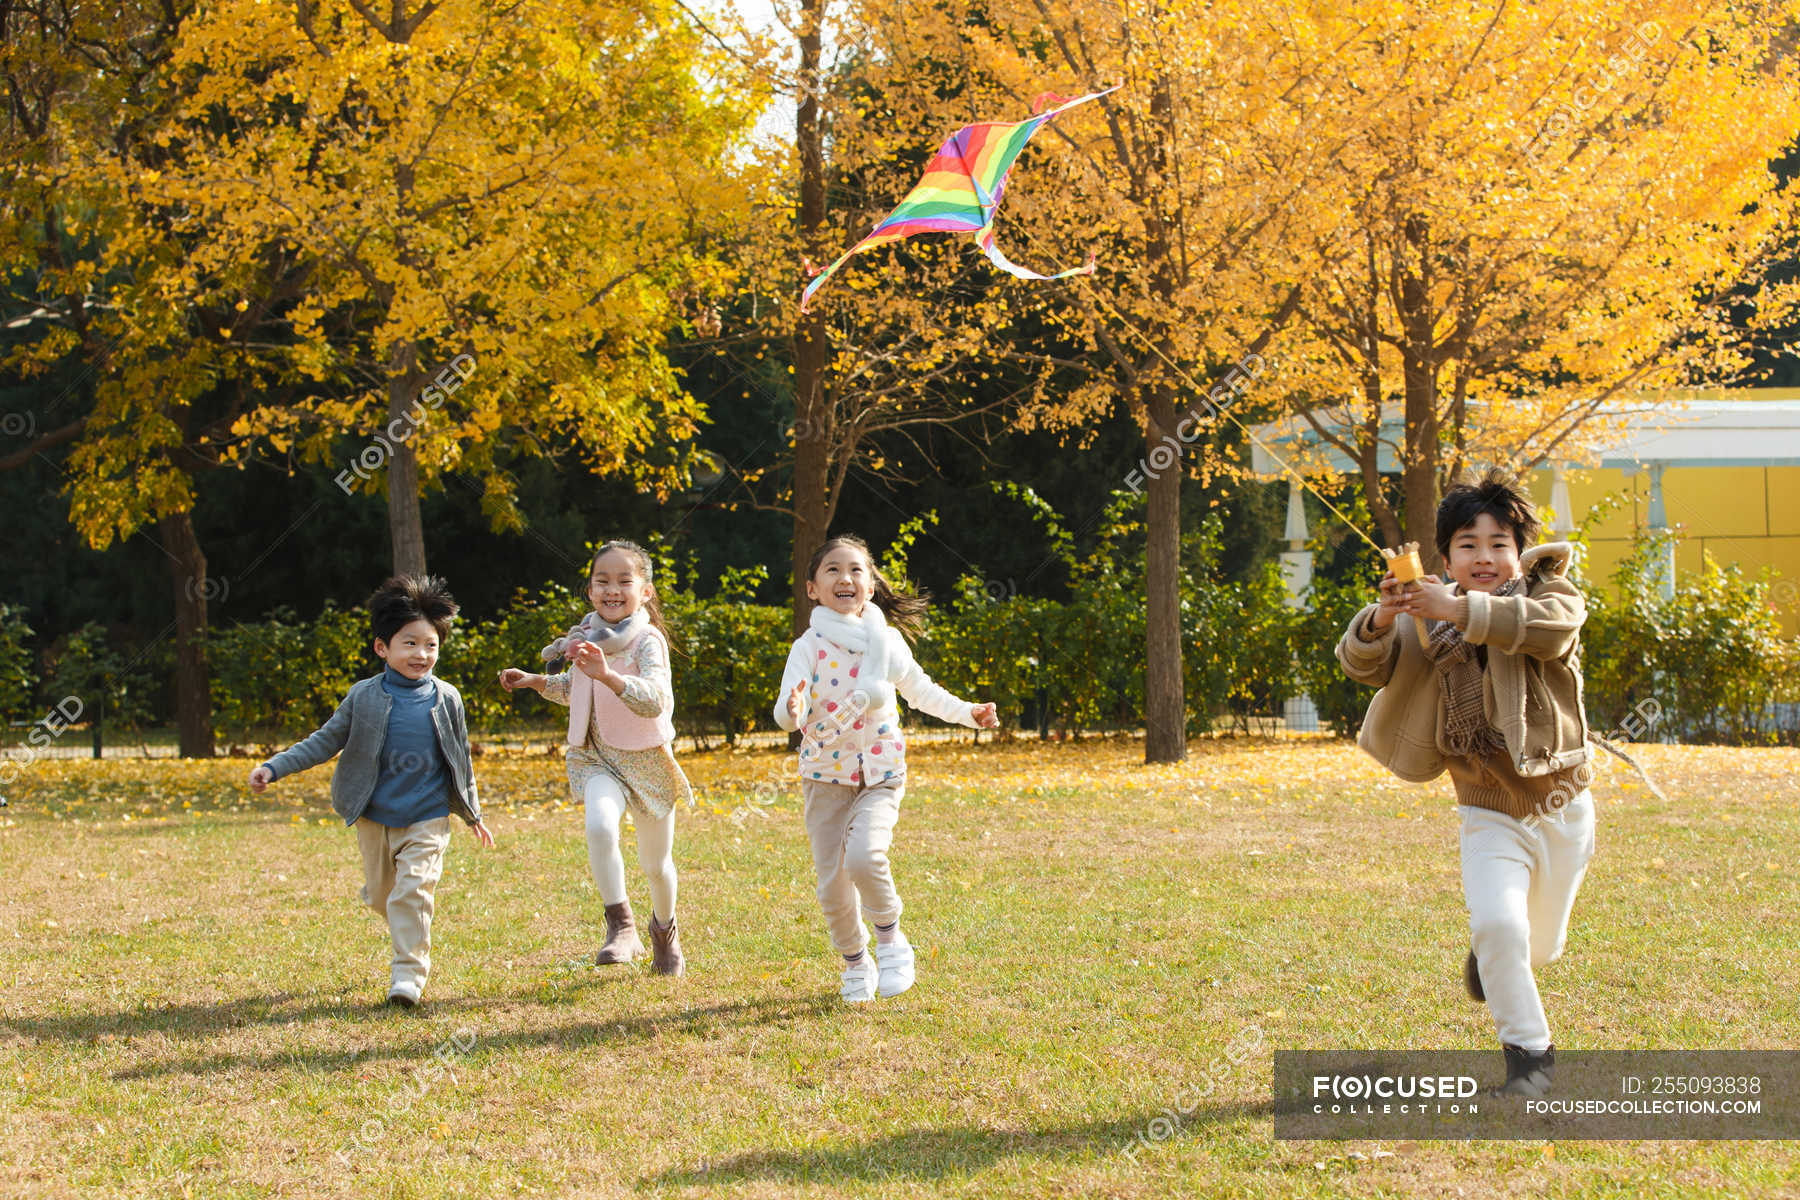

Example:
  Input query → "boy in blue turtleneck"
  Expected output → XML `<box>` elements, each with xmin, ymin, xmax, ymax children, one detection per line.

<box><xmin>250</xmin><ymin>576</ymin><xmax>493</xmax><ymax>1007</ymax></box>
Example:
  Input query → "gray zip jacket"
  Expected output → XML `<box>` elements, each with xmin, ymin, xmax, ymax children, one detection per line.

<box><xmin>262</xmin><ymin>674</ymin><xmax>482</xmax><ymax>827</ymax></box>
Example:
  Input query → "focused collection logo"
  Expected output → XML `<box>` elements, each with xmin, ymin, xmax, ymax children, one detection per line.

<box><xmin>1310</xmin><ymin>1073</ymin><xmax>1481</xmax><ymax>1114</ymax></box>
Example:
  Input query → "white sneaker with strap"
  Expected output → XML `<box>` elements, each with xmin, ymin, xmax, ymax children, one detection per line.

<box><xmin>840</xmin><ymin>954</ymin><xmax>877</xmax><ymax>1003</ymax></box>
<box><xmin>876</xmin><ymin>934</ymin><xmax>915</xmax><ymax>997</ymax></box>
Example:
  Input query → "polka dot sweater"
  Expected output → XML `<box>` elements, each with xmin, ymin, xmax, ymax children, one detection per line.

<box><xmin>772</xmin><ymin>625</ymin><xmax>979</xmax><ymax>787</ymax></box>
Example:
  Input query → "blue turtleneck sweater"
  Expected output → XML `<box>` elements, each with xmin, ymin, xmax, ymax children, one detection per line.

<box><xmin>362</xmin><ymin>666</ymin><xmax>452</xmax><ymax>829</ymax></box>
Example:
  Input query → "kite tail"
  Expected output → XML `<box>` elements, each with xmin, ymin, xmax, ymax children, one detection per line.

<box><xmin>976</xmin><ymin>227</ymin><xmax>1097</xmax><ymax>283</ymax></box>
<box><xmin>1032</xmin><ymin>84</ymin><xmax>1120</xmax><ymax>116</ymax></box>
<box><xmin>1589</xmin><ymin>731</ymin><xmax>1668</xmax><ymax>802</ymax></box>
<box><xmin>800</xmin><ymin>250</ymin><xmax>858</xmax><ymax>313</ymax></box>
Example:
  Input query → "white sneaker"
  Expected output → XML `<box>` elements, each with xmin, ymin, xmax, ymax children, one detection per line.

<box><xmin>840</xmin><ymin>955</ymin><xmax>877</xmax><ymax>1003</ymax></box>
<box><xmin>876</xmin><ymin>934</ymin><xmax>915</xmax><ymax>997</ymax></box>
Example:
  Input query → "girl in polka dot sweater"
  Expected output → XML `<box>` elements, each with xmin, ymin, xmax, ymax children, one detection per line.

<box><xmin>773</xmin><ymin>534</ymin><xmax>999</xmax><ymax>1004</ymax></box>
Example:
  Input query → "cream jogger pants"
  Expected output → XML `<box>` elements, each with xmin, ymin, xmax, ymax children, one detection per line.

<box><xmin>1460</xmin><ymin>791</ymin><xmax>1595</xmax><ymax>1054</ymax></box>
<box><xmin>355</xmin><ymin>815</ymin><xmax>452</xmax><ymax>997</ymax></box>
<box><xmin>802</xmin><ymin>778</ymin><xmax>905</xmax><ymax>957</ymax></box>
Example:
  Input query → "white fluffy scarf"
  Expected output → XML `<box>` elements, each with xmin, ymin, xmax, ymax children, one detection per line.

<box><xmin>809</xmin><ymin>601</ymin><xmax>896</xmax><ymax>713</ymax></box>
<box><xmin>540</xmin><ymin>607</ymin><xmax>650</xmax><ymax>665</ymax></box>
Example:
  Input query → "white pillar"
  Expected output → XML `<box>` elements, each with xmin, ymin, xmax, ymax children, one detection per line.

<box><xmin>1278</xmin><ymin>477</ymin><xmax>1319</xmax><ymax>732</ymax></box>
<box><xmin>1549</xmin><ymin>463</ymin><xmax>1574</xmax><ymax>536</ymax></box>
<box><xmin>1646</xmin><ymin>461</ymin><xmax>1674</xmax><ymax>601</ymax></box>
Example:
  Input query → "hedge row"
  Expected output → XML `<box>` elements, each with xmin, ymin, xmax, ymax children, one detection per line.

<box><xmin>193</xmin><ymin>513</ymin><xmax>1307</xmax><ymax>746</ymax></box>
<box><xmin>4</xmin><ymin>514</ymin><xmax>1795</xmax><ymax>748</ymax></box>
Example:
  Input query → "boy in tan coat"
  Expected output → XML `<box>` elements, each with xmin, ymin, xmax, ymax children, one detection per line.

<box><xmin>1337</xmin><ymin>469</ymin><xmax>1594</xmax><ymax>1098</ymax></box>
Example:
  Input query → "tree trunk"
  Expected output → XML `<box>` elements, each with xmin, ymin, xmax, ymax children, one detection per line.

<box><xmin>1401</xmin><ymin>352</ymin><xmax>1440</xmax><ymax>571</ymax></box>
<box><xmin>1139</xmin><ymin>73</ymin><xmax>1187</xmax><ymax>764</ymax></box>
<box><xmin>160</xmin><ymin>510</ymin><xmax>215</xmax><ymax>758</ymax></box>
<box><xmin>1398</xmin><ymin>214</ymin><xmax>1442</xmax><ymax>572</ymax></box>
<box><xmin>789</xmin><ymin>431</ymin><xmax>830</xmax><ymax>634</ymax></box>
<box><xmin>1142</xmin><ymin>410</ymin><xmax>1186</xmax><ymax>763</ymax></box>
<box><xmin>1401</xmin><ymin>375</ymin><xmax>1440</xmax><ymax>572</ymax></box>
<box><xmin>789</xmin><ymin>0</ymin><xmax>829</xmax><ymax>640</ymax></box>
<box><xmin>387</xmin><ymin>342</ymin><xmax>428</xmax><ymax>577</ymax></box>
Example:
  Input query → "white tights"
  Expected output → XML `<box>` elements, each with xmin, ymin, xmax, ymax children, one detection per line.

<box><xmin>583</xmin><ymin>772</ymin><xmax>677</xmax><ymax>921</ymax></box>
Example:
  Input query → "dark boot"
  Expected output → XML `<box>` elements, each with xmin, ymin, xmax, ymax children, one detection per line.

<box><xmin>648</xmin><ymin>914</ymin><xmax>685</xmax><ymax>977</ymax></box>
<box><xmin>595</xmin><ymin>901</ymin><xmax>643</xmax><ymax>965</ymax></box>
<box><xmin>1498</xmin><ymin>1044</ymin><xmax>1555</xmax><ymax>1098</ymax></box>
<box><xmin>1464</xmin><ymin>949</ymin><xmax>1485</xmax><ymax>1002</ymax></box>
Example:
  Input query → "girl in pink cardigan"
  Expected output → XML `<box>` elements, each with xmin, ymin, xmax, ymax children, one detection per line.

<box><xmin>774</xmin><ymin>534</ymin><xmax>999</xmax><ymax>1003</ymax></box>
<box><xmin>500</xmin><ymin>540</ymin><xmax>692</xmax><ymax>975</ymax></box>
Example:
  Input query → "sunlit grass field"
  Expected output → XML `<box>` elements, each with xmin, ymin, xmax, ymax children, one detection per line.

<box><xmin>2</xmin><ymin>738</ymin><xmax>1796</xmax><ymax>1197</ymax></box>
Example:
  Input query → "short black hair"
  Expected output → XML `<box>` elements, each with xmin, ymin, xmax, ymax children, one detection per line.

<box><xmin>1435</xmin><ymin>468</ymin><xmax>1540</xmax><ymax>562</ymax></box>
<box><xmin>368</xmin><ymin>575</ymin><xmax>459</xmax><ymax>644</ymax></box>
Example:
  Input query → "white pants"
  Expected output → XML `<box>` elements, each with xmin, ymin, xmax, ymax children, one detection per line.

<box><xmin>583</xmin><ymin>772</ymin><xmax>678</xmax><ymax>921</ymax></box>
<box><xmin>1460</xmin><ymin>791</ymin><xmax>1595</xmax><ymax>1053</ymax></box>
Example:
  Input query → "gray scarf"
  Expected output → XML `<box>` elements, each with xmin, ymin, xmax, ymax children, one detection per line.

<box><xmin>539</xmin><ymin>607</ymin><xmax>649</xmax><ymax>665</ymax></box>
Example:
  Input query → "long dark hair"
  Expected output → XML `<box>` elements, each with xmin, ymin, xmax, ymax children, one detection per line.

<box><xmin>804</xmin><ymin>534</ymin><xmax>930</xmax><ymax>641</ymax></box>
<box><xmin>589</xmin><ymin>539</ymin><xmax>679</xmax><ymax>654</ymax></box>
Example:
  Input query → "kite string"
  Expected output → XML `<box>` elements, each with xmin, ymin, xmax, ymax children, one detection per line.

<box><xmin>1054</xmin><ymin>265</ymin><xmax>1387</xmax><ymax>555</ymax></box>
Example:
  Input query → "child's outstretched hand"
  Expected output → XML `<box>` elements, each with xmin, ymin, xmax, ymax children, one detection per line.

<box><xmin>971</xmin><ymin>702</ymin><xmax>999</xmax><ymax>729</ymax></box>
<box><xmin>248</xmin><ymin>764</ymin><xmax>274</xmax><ymax>793</ymax></box>
<box><xmin>571</xmin><ymin>640</ymin><xmax>618</xmax><ymax>684</ymax></box>
<box><xmin>786</xmin><ymin>679</ymin><xmax>808</xmax><ymax>721</ymax></box>
<box><xmin>497</xmin><ymin>667</ymin><xmax>540</xmax><ymax>693</ymax></box>
<box><xmin>1369</xmin><ymin>571</ymin><xmax>1407</xmax><ymax>631</ymax></box>
<box><xmin>469</xmin><ymin>820</ymin><xmax>496</xmax><ymax>849</ymax></box>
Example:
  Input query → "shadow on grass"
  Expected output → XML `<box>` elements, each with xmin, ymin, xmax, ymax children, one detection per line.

<box><xmin>11</xmin><ymin>810</ymin><xmax>348</xmax><ymax>835</ymax></box>
<box><xmin>14</xmin><ymin>989</ymin><xmax>844</xmax><ymax>1081</ymax></box>
<box><xmin>652</xmin><ymin>1100</ymin><xmax>1273</xmax><ymax>1185</ymax></box>
<box><xmin>0</xmin><ymin>989</ymin><xmax>495</xmax><ymax>1044</ymax></box>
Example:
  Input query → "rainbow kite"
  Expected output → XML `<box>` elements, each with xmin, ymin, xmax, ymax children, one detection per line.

<box><xmin>800</xmin><ymin>84</ymin><xmax>1120</xmax><ymax>312</ymax></box>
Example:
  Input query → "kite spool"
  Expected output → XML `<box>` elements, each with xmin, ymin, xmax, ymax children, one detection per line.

<box><xmin>1381</xmin><ymin>542</ymin><xmax>1434</xmax><ymax>653</ymax></box>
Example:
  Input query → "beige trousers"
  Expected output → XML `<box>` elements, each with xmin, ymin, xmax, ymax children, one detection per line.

<box><xmin>801</xmin><ymin>778</ymin><xmax>905</xmax><ymax>957</ymax></box>
<box><xmin>355</xmin><ymin>815</ymin><xmax>453</xmax><ymax>997</ymax></box>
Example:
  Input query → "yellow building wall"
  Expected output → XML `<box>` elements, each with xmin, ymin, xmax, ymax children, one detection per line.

<box><xmin>1532</xmin><ymin>465</ymin><xmax>1800</xmax><ymax>635</ymax></box>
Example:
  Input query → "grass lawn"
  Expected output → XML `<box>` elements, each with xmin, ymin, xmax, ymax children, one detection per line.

<box><xmin>2</xmin><ymin>737</ymin><xmax>1796</xmax><ymax>1198</ymax></box>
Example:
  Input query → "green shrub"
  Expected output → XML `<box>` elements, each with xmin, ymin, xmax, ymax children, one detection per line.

<box><xmin>1182</xmin><ymin>515</ymin><xmax>1299</xmax><ymax>734</ymax></box>
<box><xmin>1582</xmin><ymin>531</ymin><xmax>1798</xmax><ymax>745</ymax></box>
<box><xmin>662</xmin><ymin>565</ymin><xmax>790</xmax><ymax>746</ymax></box>
<box><xmin>42</xmin><ymin>622</ymin><xmax>157</xmax><ymax>736</ymax></box>
<box><xmin>1291</xmin><ymin>567</ymin><xmax>1379</xmax><ymax>738</ymax></box>
<box><xmin>167</xmin><ymin>495</ymin><xmax>1800</xmax><ymax>750</ymax></box>
<box><xmin>0</xmin><ymin>604</ymin><xmax>35</xmax><ymax>724</ymax></box>
<box><xmin>442</xmin><ymin>582</ymin><xmax>585</xmax><ymax>734</ymax></box>
<box><xmin>208</xmin><ymin>605</ymin><xmax>365</xmax><ymax>746</ymax></box>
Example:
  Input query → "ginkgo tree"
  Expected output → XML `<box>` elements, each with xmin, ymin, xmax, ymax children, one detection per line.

<box><xmin>705</xmin><ymin>0</ymin><xmax>1029</xmax><ymax>638</ymax></box>
<box><xmin>107</xmin><ymin>0</ymin><xmax>755</xmax><ymax>575</ymax></box>
<box><xmin>2</xmin><ymin>0</ymin><xmax>753</xmax><ymax>754</ymax></box>
<box><xmin>854</xmin><ymin>0</ymin><xmax>1800</xmax><ymax>759</ymax></box>
<box><xmin>858</xmin><ymin>0</ymin><xmax>1372</xmax><ymax>762</ymax></box>
<box><xmin>1266</xmin><ymin>0</ymin><xmax>1800</xmax><ymax>568</ymax></box>
<box><xmin>0</xmin><ymin>0</ymin><xmax>236</xmax><ymax>756</ymax></box>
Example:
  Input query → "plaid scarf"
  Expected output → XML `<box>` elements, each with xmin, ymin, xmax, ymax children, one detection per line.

<box><xmin>1429</xmin><ymin>576</ymin><xmax>1523</xmax><ymax>759</ymax></box>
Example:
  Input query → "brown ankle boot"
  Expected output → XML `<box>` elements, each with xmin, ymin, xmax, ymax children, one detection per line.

<box><xmin>595</xmin><ymin>901</ymin><xmax>643</xmax><ymax>965</ymax></box>
<box><xmin>648</xmin><ymin>914</ymin><xmax>685</xmax><ymax>977</ymax></box>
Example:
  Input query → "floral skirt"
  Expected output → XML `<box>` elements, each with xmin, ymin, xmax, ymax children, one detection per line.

<box><xmin>564</xmin><ymin>737</ymin><xmax>692</xmax><ymax>822</ymax></box>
